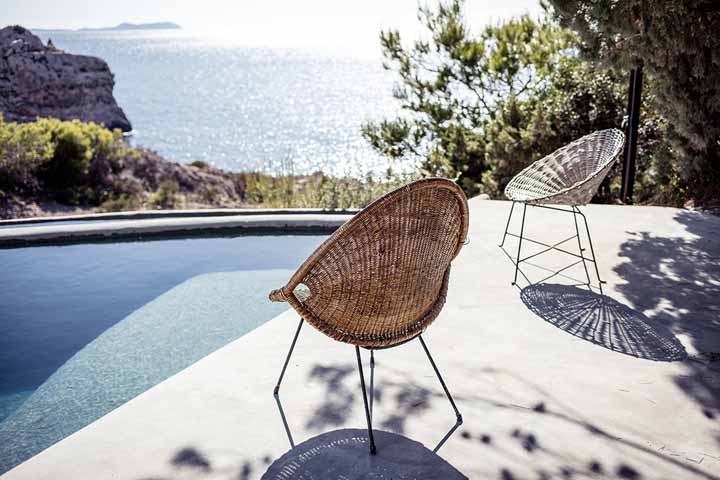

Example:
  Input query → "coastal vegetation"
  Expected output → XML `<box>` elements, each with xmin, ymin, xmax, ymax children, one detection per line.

<box><xmin>363</xmin><ymin>0</ymin><xmax>696</xmax><ymax>206</ymax></box>
<box><xmin>0</xmin><ymin>115</ymin><xmax>409</xmax><ymax>218</ymax></box>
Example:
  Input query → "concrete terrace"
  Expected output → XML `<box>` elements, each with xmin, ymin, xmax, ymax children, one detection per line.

<box><xmin>2</xmin><ymin>198</ymin><xmax>720</xmax><ymax>479</ymax></box>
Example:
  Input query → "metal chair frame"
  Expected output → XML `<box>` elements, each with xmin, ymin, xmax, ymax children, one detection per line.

<box><xmin>273</xmin><ymin>318</ymin><xmax>462</xmax><ymax>455</ymax></box>
<box><xmin>499</xmin><ymin>201</ymin><xmax>606</xmax><ymax>294</ymax></box>
<box><xmin>268</xmin><ymin>178</ymin><xmax>468</xmax><ymax>455</ymax></box>
<box><xmin>499</xmin><ymin>129</ymin><xmax>625</xmax><ymax>293</ymax></box>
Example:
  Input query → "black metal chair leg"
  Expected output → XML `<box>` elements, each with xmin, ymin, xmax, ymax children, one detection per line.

<box><xmin>575</xmin><ymin>207</ymin><xmax>606</xmax><ymax>295</ymax></box>
<box><xmin>418</xmin><ymin>335</ymin><xmax>463</xmax><ymax>453</ymax></box>
<box><xmin>356</xmin><ymin>346</ymin><xmax>377</xmax><ymax>454</ymax></box>
<box><xmin>499</xmin><ymin>201</ymin><xmax>516</xmax><ymax>247</ymax></box>
<box><xmin>572</xmin><ymin>206</ymin><xmax>592</xmax><ymax>288</ymax></box>
<box><xmin>273</xmin><ymin>318</ymin><xmax>303</xmax><ymax>396</ymax></box>
<box><xmin>273</xmin><ymin>318</ymin><xmax>303</xmax><ymax>448</ymax></box>
<box><xmin>418</xmin><ymin>336</ymin><xmax>462</xmax><ymax>422</ymax></box>
<box><xmin>274</xmin><ymin>389</ymin><xmax>295</xmax><ymax>448</ymax></box>
<box><xmin>512</xmin><ymin>203</ymin><xmax>528</xmax><ymax>286</ymax></box>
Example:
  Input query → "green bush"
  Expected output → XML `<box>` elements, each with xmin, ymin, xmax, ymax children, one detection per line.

<box><xmin>98</xmin><ymin>193</ymin><xmax>142</xmax><ymax>212</ymax></box>
<box><xmin>0</xmin><ymin>114</ymin><xmax>54</xmax><ymax>193</ymax></box>
<box><xmin>38</xmin><ymin>122</ymin><xmax>91</xmax><ymax>202</ymax></box>
<box><xmin>0</xmin><ymin>116</ymin><xmax>126</xmax><ymax>204</ymax></box>
<box><xmin>189</xmin><ymin>160</ymin><xmax>209</xmax><ymax>169</ymax></box>
<box><xmin>149</xmin><ymin>180</ymin><xmax>181</xmax><ymax>209</ymax></box>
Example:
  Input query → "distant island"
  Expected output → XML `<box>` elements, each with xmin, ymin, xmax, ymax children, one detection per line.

<box><xmin>79</xmin><ymin>22</ymin><xmax>182</xmax><ymax>31</ymax></box>
<box><xmin>32</xmin><ymin>22</ymin><xmax>182</xmax><ymax>32</ymax></box>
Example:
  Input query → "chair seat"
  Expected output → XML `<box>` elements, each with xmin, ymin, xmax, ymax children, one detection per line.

<box><xmin>269</xmin><ymin>177</ymin><xmax>469</xmax><ymax>348</ymax></box>
<box><xmin>504</xmin><ymin>129</ymin><xmax>625</xmax><ymax>206</ymax></box>
<box><xmin>504</xmin><ymin>172</ymin><xmax>605</xmax><ymax>205</ymax></box>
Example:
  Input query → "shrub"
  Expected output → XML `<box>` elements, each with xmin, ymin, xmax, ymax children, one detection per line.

<box><xmin>0</xmin><ymin>116</ymin><xmax>127</xmax><ymax>204</ymax></box>
<box><xmin>149</xmin><ymin>180</ymin><xmax>181</xmax><ymax>209</ymax></box>
<box><xmin>98</xmin><ymin>193</ymin><xmax>142</xmax><ymax>212</ymax></box>
<box><xmin>189</xmin><ymin>160</ymin><xmax>209</xmax><ymax>169</ymax></box>
<box><xmin>38</xmin><ymin>122</ymin><xmax>92</xmax><ymax>200</ymax></box>
<box><xmin>199</xmin><ymin>184</ymin><xmax>220</xmax><ymax>203</ymax></box>
<box><xmin>240</xmin><ymin>169</ymin><xmax>418</xmax><ymax>209</ymax></box>
<box><xmin>0</xmin><ymin>114</ymin><xmax>54</xmax><ymax>193</ymax></box>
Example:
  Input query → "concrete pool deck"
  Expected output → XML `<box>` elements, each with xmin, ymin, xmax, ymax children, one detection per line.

<box><xmin>2</xmin><ymin>198</ymin><xmax>720</xmax><ymax>479</ymax></box>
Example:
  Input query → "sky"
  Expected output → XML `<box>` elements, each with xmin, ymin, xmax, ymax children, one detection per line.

<box><xmin>1</xmin><ymin>0</ymin><xmax>544</xmax><ymax>51</ymax></box>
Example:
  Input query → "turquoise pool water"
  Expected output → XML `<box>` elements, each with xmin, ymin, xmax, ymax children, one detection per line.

<box><xmin>0</xmin><ymin>234</ymin><xmax>325</xmax><ymax>473</ymax></box>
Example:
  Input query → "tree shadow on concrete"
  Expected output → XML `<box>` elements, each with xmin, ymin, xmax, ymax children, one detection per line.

<box><xmin>305</xmin><ymin>364</ymin><xmax>355</xmax><ymax>430</ymax></box>
<box><xmin>614</xmin><ymin>210</ymin><xmax>720</xmax><ymax>418</ymax></box>
<box><xmin>521</xmin><ymin>283</ymin><xmax>687</xmax><ymax>361</ymax></box>
<box><xmin>460</xmin><ymin>367</ymin><xmax>720</xmax><ymax>480</ymax></box>
<box><xmin>138</xmin><ymin>446</ymin><xmax>273</xmax><ymax>480</ymax></box>
<box><xmin>379</xmin><ymin>382</ymin><xmax>433</xmax><ymax>434</ymax></box>
<box><xmin>260</xmin><ymin>428</ymin><xmax>467</xmax><ymax>479</ymax></box>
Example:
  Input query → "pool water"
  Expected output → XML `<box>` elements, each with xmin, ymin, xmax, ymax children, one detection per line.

<box><xmin>0</xmin><ymin>234</ymin><xmax>326</xmax><ymax>473</ymax></box>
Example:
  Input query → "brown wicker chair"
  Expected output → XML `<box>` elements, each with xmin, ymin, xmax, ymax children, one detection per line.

<box><xmin>269</xmin><ymin>178</ymin><xmax>469</xmax><ymax>454</ymax></box>
<box><xmin>499</xmin><ymin>129</ymin><xmax>625</xmax><ymax>293</ymax></box>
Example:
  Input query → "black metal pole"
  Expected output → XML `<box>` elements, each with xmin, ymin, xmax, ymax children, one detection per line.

<box><xmin>621</xmin><ymin>65</ymin><xmax>643</xmax><ymax>204</ymax></box>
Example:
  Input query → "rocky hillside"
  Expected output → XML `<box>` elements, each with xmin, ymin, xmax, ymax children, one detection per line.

<box><xmin>0</xmin><ymin>26</ymin><xmax>131</xmax><ymax>131</ymax></box>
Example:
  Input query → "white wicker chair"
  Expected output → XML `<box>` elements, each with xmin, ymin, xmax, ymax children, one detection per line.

<box><xmin>499</xmin><ymin>129</ymin><xmax>625</xmax><ymax>293</ymax></box>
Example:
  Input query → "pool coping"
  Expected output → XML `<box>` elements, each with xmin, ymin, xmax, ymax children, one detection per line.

<box><xmin>0</xmin><ymin>208</ymin><xmax>358</xmax><ymax>226</ymax></box>
<box><xmin>0</xmin><ymin>210</ymin><xmax>356</xmax><ymax>248</ymax></box>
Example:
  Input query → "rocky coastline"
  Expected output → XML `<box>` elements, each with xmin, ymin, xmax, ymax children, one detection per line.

<box><xmin>0</xmin><ymin>25</ymin><xmax>403</xmax><ymax>219</ymax></box>
<box><xmin>0</xmin><ymin>25</ymin><xmax>131</xmax><ymax>131</ymax></box>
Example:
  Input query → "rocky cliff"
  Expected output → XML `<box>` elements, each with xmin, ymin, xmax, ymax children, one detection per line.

<box><xmin>0</xmin><ymin>26</ymin><xmax>131</xmax><ymax>131</ymax></box>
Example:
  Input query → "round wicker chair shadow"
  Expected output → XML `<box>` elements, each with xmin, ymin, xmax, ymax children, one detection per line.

<box><xmin>499</xmin><ymin>129</ymin><xmax>625</xmax><ymax>294</ymax></box>
<box><xmin>269</xmin><ymin>178</ymin><xmax>469</xmax><ymax>455</ymax></box>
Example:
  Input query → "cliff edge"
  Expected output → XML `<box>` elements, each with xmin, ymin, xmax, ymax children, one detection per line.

<box><xmin>0</xmin><ymin>26</ymin><xmax>131</xmax><ymax>131</ymax></box>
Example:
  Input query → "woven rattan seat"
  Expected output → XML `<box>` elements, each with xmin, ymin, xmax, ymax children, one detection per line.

<box><xmin>500</xmin><ymin>129</ymin><xmax>626</xmax><ymax>294</ymax></box>
<box><xmin>269</xmin><ymin>178</ymin><xmax>469</xmax><ymax>455</ymax></box>
<box><xmin>269</xmin><ymin>177</ymin><xmax>469</xmax><ymax>348</ymax></box>
<box><xmin>504</xmin><ymin>129</ymin><xmax>625</xmax><ymax>206</ymax></box>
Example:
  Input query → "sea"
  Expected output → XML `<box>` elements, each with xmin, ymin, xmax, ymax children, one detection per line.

<box><xmin>35</xmin><ymin>30</ymin><xmax>403</xmax><ymax>176</ymax></box>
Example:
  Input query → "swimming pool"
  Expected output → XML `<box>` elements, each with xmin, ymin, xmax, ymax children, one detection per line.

<box><xmin>0</xmin><ymin>234</ymin><xmax>326</xmax><ymax>474</ymax></box>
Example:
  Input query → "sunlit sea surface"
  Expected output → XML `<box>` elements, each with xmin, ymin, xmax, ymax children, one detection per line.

<box><xmin>36</xmin><ymin>30</ymin><xmax>402</xmax><ymax>176</ymax></box>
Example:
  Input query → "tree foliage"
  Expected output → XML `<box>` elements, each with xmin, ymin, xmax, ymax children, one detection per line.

<box><xmin>546</xmin><ymin>0</ymin><xmax>720</xmax><ymax>201</ymax></box>
<box><xmin>364</xmin><ymin>0</ymin><xmax>681</xmax><ymax>204</ymax></box>
<box><xmin>0</xmin><ymin>114</ymin><xmax>126</xmax><ymax>203</ymax></box>
<box><xmin>362</xmin><ymin>2</ymin><xmax>575</xmax><ymax>194</ymax></box>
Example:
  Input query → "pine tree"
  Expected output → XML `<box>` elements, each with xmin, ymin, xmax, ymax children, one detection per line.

<box><xmin>547</xmin><ymin>0</ymin><xmax>720</xmax><ymax>202</ymax></box>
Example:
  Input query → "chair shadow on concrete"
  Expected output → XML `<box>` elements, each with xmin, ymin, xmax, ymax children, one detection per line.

<box><xmin>521</xmin><ymin>283</ymin><xmax>687</xmax><ymax>362</ymax></box>
<box><xmin>261</xmin><ymin>428</ymin><xmax>467</xmax><ymax>479</ymax></box>
<box><xmin>274</xmin><ymin>362</ymin><xmax>463</xmax><ymax>453</ymax></box>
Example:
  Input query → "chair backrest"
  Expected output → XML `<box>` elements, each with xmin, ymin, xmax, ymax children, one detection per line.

<box><xmin>269</xmin><ymin>178</ymin><xmax>469</xmax><ymax>348</ymax></box>
<box><xmin>505</xmin><ymin>129</ymin><xmax>625</xmax><ymax>205</ymax></box>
